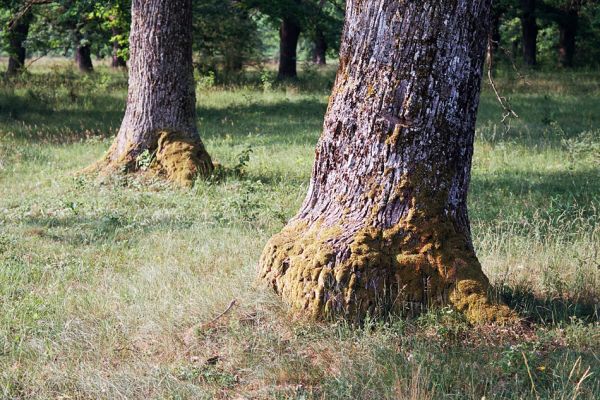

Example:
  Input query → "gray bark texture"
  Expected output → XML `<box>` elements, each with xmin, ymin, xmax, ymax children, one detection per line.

<box><xmin>259</xmin><ymin>0</ymin><xmax>514</xmax><ymax>324</ymax></box>
<box><xmin>99</xmin><ymin>0</ymin><xmax>213</xmax><ymax>186</ymax></box>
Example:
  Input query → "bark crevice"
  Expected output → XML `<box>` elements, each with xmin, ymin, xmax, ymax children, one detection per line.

<box><xmin>259</xmin><ymin>0</ymin><xmax>515</xmax><ymax>324</ymax></box>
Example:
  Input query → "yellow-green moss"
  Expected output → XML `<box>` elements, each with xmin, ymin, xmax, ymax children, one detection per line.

<box><xmin>86</xmin><ymin>130</ymin><xmax>213</xmax><ymax>187</ymax></box>
<box><xmin>259</xmin><ymin>172</ymin><xmax>517</xmax><ymax>325</ymax></box>
<box><xmin>153</xmin><ymin>130</ymin><xmax>213</xmax><ymax>187</ymax></box>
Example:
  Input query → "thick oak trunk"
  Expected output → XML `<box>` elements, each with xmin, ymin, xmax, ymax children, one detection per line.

<box><xmin>260</xmin><ymin>0</ymin><xmax>514</xmax><ymax>323</ymax></box>
<box><xmin>278</xmin><ymin>17</ymin><xmax>301</xmax><ymax>80</ymax></box>
<box><xmin>96</xmin><ymin>0</ymin><xmax>213</xmax><ymax>186</ymax></box>
<box><xmin>520</xmin><ymin>0</ymin><xmax>538</xmax><ymax>66</ymax></box>
<box><xmin>75</xmin><ymin>44</ymin><xmax>94</xmax><ymax>73</ymax></box>
<box><xmin>6</xmin><ymin>16</ymin><xmax>30</xmax><ymax>77</ymax></box>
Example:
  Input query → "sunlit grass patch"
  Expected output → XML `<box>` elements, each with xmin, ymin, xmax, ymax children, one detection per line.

<box><xmin>0</xmin><ymin>64</ymin><xmax>599</xmax><ymax>399</ymax></box>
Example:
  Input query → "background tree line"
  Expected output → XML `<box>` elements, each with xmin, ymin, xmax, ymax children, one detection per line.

<box><xmin>1</xmin><ymin>0</ymin><xmax>599</xmax><ymax>80</ymax></box>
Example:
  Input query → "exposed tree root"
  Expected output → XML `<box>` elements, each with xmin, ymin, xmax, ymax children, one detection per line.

<box><xmin>86</xmin><ymin>130</ymin><xmax>213</xmax><ymax>187</ymax></box>
<box><xmin>260</xmin><ymin>213</ymin><xmax>516</xmax><ymax>325</ymax></box>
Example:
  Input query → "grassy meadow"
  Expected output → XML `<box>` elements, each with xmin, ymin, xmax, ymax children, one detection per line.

<box><xmin>0</xmin><ymin>60</ymin><xmax>599</xmax><ymax>399</ymax></box>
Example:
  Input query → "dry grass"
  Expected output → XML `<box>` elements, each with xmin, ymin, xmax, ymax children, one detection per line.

<box><xmin>0</xmin><ymin>64</ymin><xmax>599</xmax><ymax>399</ymax></box>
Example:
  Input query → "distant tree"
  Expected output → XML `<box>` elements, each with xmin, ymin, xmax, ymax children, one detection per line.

<box><xmin>0</xmin><ymin>0</ymin><xmax>40</xmax><ymax>77</ymax></box>
<box><xmin>307</xmin><ymin>0</ymin><xmax>344</xmax><ymax>66</ymax></box>
<box><xmin>259</xmin><ymin>0</ymin><xmax>514</xmax><ymax>323</ymax></box>
<box><xmin>94</xmin><ymin>0</ymin><xmax>213</xmax><ymax>186</ymax></box>
<box><xmin>540</xmin><ymin>1</ymin><xmax>585</xmax><ymax>67</ymax></box>
<box><xmin>520</xmin><ymin>0</ymin><xmax>539</xmax><ymax>65</ymax></box>
<box><xmin>193</xmin><ymin>0</ymin><xmax>261</xmax><ymax>76</ymax></box>
<box><xmin>243</xmin><ymin>0</ymin><xmax>316</xmax><ymax>79</ymax></box>
<box><xmin>92</xmin><ymin>0</ymin><xmax>130</xmax><ymax>69</ymax></box>
<box><xmin>4</xmin><ymin>11</ymin><xmax>32</xmax><ymax>76</ymax></box>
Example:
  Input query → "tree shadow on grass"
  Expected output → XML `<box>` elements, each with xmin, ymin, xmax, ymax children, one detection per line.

<box><xmin>499</xmin><ymin>285</ymin><xmax>599</xmax><ymax>325</ymax></box>
<box><xmin>21</xmin><ymin>213</ymin><xmax>197</xmax><ymax>248</ymax></box>
<box><xmin>470</xmin><ymin>168</ymin><xmax>600</xmax><ymax>223</ymax></box>
<box><xmin>198</xmin><ymin>98</ymin><xmax>327</xmax><ymax>146</ymax></box>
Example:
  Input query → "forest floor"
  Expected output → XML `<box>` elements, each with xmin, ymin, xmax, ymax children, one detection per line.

<box><xmin>0</xmin><ymin>63</ymin><xmax>599</xmax><ymax>399</ymax></box>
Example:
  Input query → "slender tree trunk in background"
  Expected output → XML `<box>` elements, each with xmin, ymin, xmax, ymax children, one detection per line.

<box><xmin>260</xmin><ymin>0</ymin><xmax>514</xmax><ymax>324</ymax></box>
<box><xmin>75</xmin><ymin>44</ymin><xmax>94</xmax><ymax>73</ymax></box>
<box><xmin>558</xmin><ymin>10</ymin><xmax>578</xmax><ymax>68</ymax></box>
<box><xmin>111</xmin><ymin>28</ymin><xmax>127</xmax><ymax>69</ymax></box>
<box><xmin>520</xmin><ymin>0</ymin><xmax>538</xmax><ymax>66</ymax></box>
<box><xmin>278</xmin><ymin>16</ymin><xmax>301</xmax><ymax>80</ymax></box>
<box><xmin>312</xmin><ymin>29</ymin><xmax>327</xmax><ymax>66</ymax></box>
<box><xmin>6</xmin><ymin>15</ymin><xmax>31</xmax><ymax>77</ymax></box>
<box><xmin>95</xmin><ymin>0</ymin><xmax>213</xmax><ymax>186</ymax></box>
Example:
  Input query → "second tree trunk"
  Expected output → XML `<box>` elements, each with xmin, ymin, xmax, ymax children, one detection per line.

<box><xmin>95</xmin><ymin>0</ymin><xmax>213</xmax><ymax>186</ymax></box>
<box><xmin>278</xmin><ymin>17</ymin><xmax>301</xmax><ymax>80</ymax></box>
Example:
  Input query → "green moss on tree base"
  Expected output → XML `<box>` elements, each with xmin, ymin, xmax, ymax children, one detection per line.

<box><xmin>259</xmin><ymin>204</ymin><xmax>516</xmax><ymax>325</ymax></box>
<box><xmin>87</xmin><ymin>130</ymin><xmax>214</xmax><ymax>187</ymax></box>
<box><xmin>153</xmin><ymin>131</ymin><xmax>213</xmax><ymax>186</ymax></box>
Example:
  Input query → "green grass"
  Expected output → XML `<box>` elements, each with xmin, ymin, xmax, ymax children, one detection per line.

<box><xmin>0</xmin><ymin>63</ymin><xmax>599</xmax><ymax>399</ymax></box>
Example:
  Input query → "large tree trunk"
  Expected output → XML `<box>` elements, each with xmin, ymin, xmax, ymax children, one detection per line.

<box><xmin>5</xmin><ymin>15</ymin><xmax>31</xmax><ymax>77</ymax></box>
<box><xmin>312</xmin><ymin>29</ymin><xmax>327</xmax><ymax>66</ymax></box>
<box><xmin>520</xmin><ymin>0</ymin><xmax>538</xmax><ymax>66</ymax></box>
<box><xmin>558</xmin><ymin>10</ymin><xmax>578</xmax><ymax>68</ymax></box>
<box><xmin>278</xmin><ymin>16</ymin><xmax>301</xmax><ymax>80</ymax></box>
<box><xmin>75</xmin><ymin>44</ymin><xmax>94</xmax><ymax>73</ymax></box>
<box><xmin>260</xmin><ymin>0</ymin><xmax>514</xmax><ymax>324</ymax></box>
<box><xmin>95</xmin><ymin>0</ymin><xmax>213</xmax><ymax>186</ymax></box>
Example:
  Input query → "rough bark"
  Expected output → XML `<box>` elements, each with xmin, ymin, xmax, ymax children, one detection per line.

<box><xmin>259</xmin><ymin>0</ymin><xmax>514</xmax><ymax>324</ymax></box>
<box><xmin>278</xmin><ymin>16</ymin><xmax>301</xmax><ymax>80</ymax></box>
<box><xmin>75</xmin><ymin>44</ymin><xmax>94</xmax><ymax>73</ymax></box>
<box><xmin>520</xmin><ymin>0</ymin><xmax>538</xmax><ymax>66</ymax></box>
<box><xmin>95</xmin><ymin>0</ymin><xmax>213</xmax><ymax>186</ymax></box>
<box><xmin>5</xmin><ymin>15</ymin><xmax>31</xmax><ymax>77</ymax></box>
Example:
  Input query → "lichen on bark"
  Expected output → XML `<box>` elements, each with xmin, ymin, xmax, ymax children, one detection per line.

<box><xmin>259</xmin><ymin>0</ymin><xmax>516</xmax><ymax>324</ymax></box>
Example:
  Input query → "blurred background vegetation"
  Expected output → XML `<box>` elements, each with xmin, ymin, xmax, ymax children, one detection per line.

<box><xmin>1</xmin><ymin>1</ymin><xmax>600</xmax><ymax>81</ymax></box>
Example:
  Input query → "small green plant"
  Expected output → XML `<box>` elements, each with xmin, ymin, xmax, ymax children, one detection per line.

<box><xmin>196</xmin><ymin>71</ymin><xmax>216</xmax><ymax>90</ymax></box>
<box><xmin>562</xmin><ymin>130</ymin><xmax>600</xmax><ymax>165</ymax></box>
<box><xmin>233</xmin><ymin>146</ymin><xmax>253</xmax><ymax>176</ymax></box>
<box><xmin>260</xmin><ymin>69</ymin><xmax>274</xmax><ymax>92</ymax></box>
<box><xmin>135</xmin><ymin>149</ymin><xmax>156</xmax><ymax>171</ymax></box>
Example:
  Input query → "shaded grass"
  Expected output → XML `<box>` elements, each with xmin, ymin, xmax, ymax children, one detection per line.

<box><xmin>0</xmin><ymin>64</ymin><xmax>599</xmax><ymax>399</ymax></box>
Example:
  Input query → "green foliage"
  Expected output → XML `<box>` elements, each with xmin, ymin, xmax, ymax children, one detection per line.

<box><xmin>193</xmin><ymin>0</ymin><xmax>262</xmax><ymax>77</ymax></box>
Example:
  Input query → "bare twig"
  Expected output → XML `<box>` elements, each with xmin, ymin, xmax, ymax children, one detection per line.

<box><xmin>182</xmin><ymin>299</ymin><xmax>238</xmax><ymax>347</ymax></box>
<box><xmin>487</xmin><ymin>37</ymin><xmax>519</xmax><ymax>134</ymax></box>
<box><xmin>6</xmin><ymin>0</ymin><xmax>53</xmax><ymax>31</ymax></box>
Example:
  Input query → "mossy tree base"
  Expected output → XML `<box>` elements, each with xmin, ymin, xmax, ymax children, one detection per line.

<box><xmin>260</xmin><ymin>212</ymin><xmax>515</xmax><ymax>325</ymax></box>
<box><xmin>91</xmin><ymin>0</ymin><xmax>212</xmax><ymax>187</ymax></box>
<box><xmin>94</xmin><ymin>130</ymin><xmax>213</xmax><ymax>187</ymax></box>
